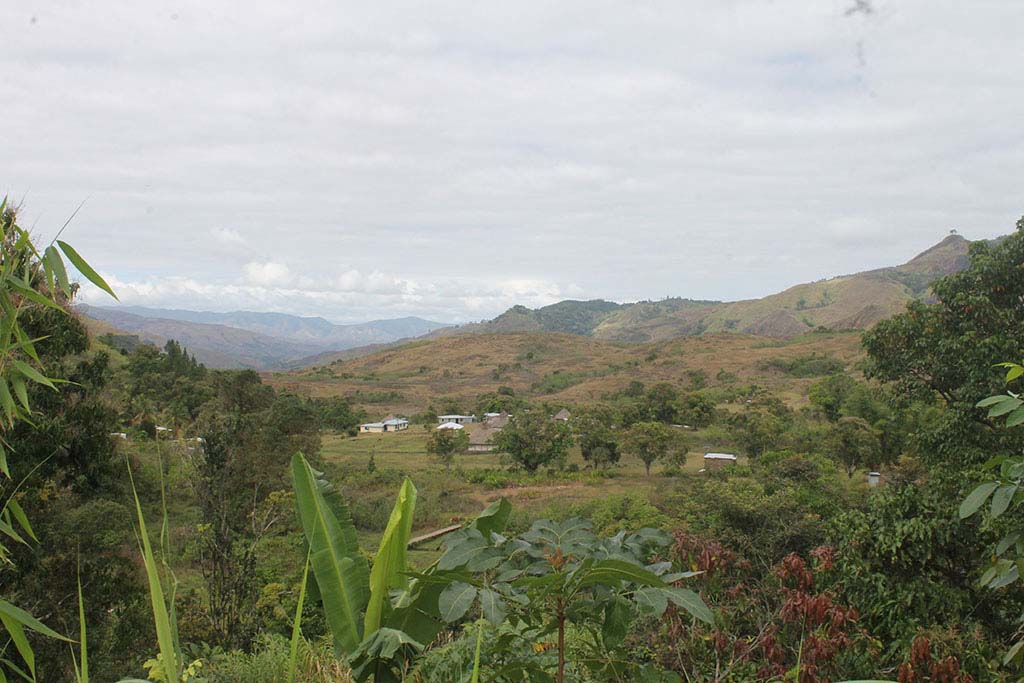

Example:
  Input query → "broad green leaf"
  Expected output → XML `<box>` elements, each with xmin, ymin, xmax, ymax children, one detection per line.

<box><xmin>438</xmin><ymin>532</ymin><xmax>490</xmax><ymax>571</ymax></box>
<box><xmin>990</xmin><ymin>398</ymin><xmax>1024</xmax><ymax>417</ymax></box>
<box><xmin>579</xmin><ymin>559</ymin><xmax>666</xmax><ymax>588</ymax></box>
<box><xmin>634</xmin><ymin>586</ymin><xmax>668</xmax><ymax>616</ymax></box>
<box><xmin>291</xmin><ymin>452</ymin><xmax>368</xmax><ymax>654</ymax></box>
<box><xmin>991</xmin><ymin>484</ymin><xmax>1018</xmax><ymax>517</ymax></box>
<box><xmin>664</xmin><ymin>587</ymin><xmax>714</xmax><ymax>624</ymax></box>
<box><xmin>478</xmin><ymin>588</ymin><xmax>506</xmax><ymax>625</ymax></box>
<box><xmin>602</xmin><ymin>596</ymin><xmax>631</xmax><ymax>647</ymax></box>
<box><xmin>1006</xmin><ymin>407</ymin><xmax>1024</xmax><ymax>428</ymax></box>
<box><xmin>473</xmin><ymin>498</ymin><xmax>511</xmax><ymax>537</ymax></box>
<box><xmin>977</xmin><ymin>395</ymin><xmax>1010</xmax><ymax>407</ymax></box>
<box><xmin>960</xmin><ymin>482</ymin><xmax>999</xmax><ymax>519</ymax></box>
<box><xmin>56</xmin><ymin>241</ymin><xmax>117</xmax><ymax>299</ymax></box>
<box><xmin>364</xmin><ymin>478</ymin><xmax>417</xmax><ymax>636</ymax></box>
<box><xmin>1007</xmin><ymin>365</ymin><xmax>1024</xmax><ymax>382</ymax></box>
<box><xmin>438</xmin><ymin>582</ymin><xmax>477</xmax><ymax>622</ymax></box>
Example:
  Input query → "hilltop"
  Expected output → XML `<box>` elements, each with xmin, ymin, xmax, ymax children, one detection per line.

<box><xmin>439</xmin><ymin>234</ymin><xmax>970</xmax><ymax>343</ymax></box>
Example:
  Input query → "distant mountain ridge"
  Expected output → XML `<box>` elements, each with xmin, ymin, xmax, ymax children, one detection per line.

<box><xmin>78</xmin><ymin>305</ymin><xmax>448</xmax><ymax>369</ymax></box>
<box><xmin>82</xmin><ymin>233</ymin><xmax>978</xmax><ymax>370</ymax></box>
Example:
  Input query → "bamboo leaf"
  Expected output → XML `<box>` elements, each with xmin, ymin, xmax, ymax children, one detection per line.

<box><xmin>56</xmin><ymin>241</ymin><xmax>117</xmax><ymax>299</ymax></box>
<box><xmin>43</xmin><ymin>246</ymin><xmax>70</xmax><ymax>295</ymax></box>
<box><xmin>127</xmin><ymin>464</ymin><xmax>179</xmax><ymax>680</ymax></box>
<box><xmin>0</xmin><ymin>598</ymin><xmax>69</xmax><ymax>641</ymax></box>
<box><xmin>10</xmin><ymin>378</ymin><xmax>29</xmax><ymax>413</ymax></box>
<box><xmin>365</xmin><ymin>478</ymin><xmax>417</xmax><ymax>636</ymax></box>
<box><xmin>0</xmin><ymin>613</ymin><xmax>34</xmax><ymax>679</ymax></box>
<box><xmin>77</xmin><ymin>566</ymin><xmax>89</xmax><ymax>683</ymax></box>
<box><xmin>6</xmin><ymin>500</ymin><xmax>37</xmax><ymax>543</ymax></box>
<box><xmin>11</xmin><ymin>360</ymin><xmax>56</xmax><ymax>391</ymax></box>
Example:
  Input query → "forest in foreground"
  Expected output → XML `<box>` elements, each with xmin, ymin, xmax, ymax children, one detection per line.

<box><xmin>3</xmin><ymin>205</ymin><xmax>1024</xmax><ymax>682</ymax></box>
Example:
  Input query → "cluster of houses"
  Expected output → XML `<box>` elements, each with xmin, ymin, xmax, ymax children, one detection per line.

<box><xmin>357</xmin><ymin>410</ymin><xmax>752</xmax><ymax>474</ymax></box>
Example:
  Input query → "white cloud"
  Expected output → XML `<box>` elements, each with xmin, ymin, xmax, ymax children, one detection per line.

<box><xmin>243</xmin><ymin>261</ymin><xmax>291</xmax><ymax>286</ymax></box>
<box><xmin>212</xmin><ymin>227</ymin><xmax>245</xmax><ymax>245</ymax></box>
<box><xmin>8</xmin><ymin>0</ymin><xmax>1024</xmax><ymax>320</ymax></box>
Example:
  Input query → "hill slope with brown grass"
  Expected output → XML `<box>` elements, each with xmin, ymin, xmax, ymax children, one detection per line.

<box><xmin>267</xmin><ymin>330</ymin><xmax>865</xmax><ymax>417</ymax></box>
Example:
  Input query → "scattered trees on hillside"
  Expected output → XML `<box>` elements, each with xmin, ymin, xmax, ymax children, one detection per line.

<box><xmin>426</xmin><ymin>426</ymin><xmax>469</xmax><ymax>471</ymax></box>
<box><xmin>494</xmin><ymin>408</ymin><xmax>573</xmax><ymax>472</ymax></box>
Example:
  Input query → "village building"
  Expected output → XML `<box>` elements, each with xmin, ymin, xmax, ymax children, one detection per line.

<box><xmin>482</xmin><ymin>411</ymin><xmax>510</xmax><ymax>428</ymax></box>
<box><xmin>437</xmin><ymin>421</ymin><xmax>465</xmax><ymax>431</ymax></box>
<box><xmin>437</xmin><ymin>414</ymin><xmax>476</xmax><ymax>425</ymax></box>
<box><xmin>467</xmin><ymin>423</ymin><xmax>502</xmax><ymax>453</ymax></box>
<box><xmin>360</xmin><ymin>416</ymin><xmax>410</xmax><ymax>433</ymax></box>
<box><xmin>701</xmin><ymin>452</ymin><xmax>738</xmax><ymax>471</ymax></box>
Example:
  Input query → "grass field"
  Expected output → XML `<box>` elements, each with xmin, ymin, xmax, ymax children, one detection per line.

<box><xmin>319</xmin><ymin>425</ymin><xmax>726</xmax><ymax>565</ymax></box>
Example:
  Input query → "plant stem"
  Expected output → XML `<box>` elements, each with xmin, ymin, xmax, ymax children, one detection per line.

<box><xmin>557</xmin><ymin>602</ymin><xmax>566</xmax><ymax>683</ymax></box>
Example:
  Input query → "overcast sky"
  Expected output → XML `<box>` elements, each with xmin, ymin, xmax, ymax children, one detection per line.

<box><xmin>7</xmin><ymin>1</ymin><xmax>1024</xmax><ymax>324</ymax></box>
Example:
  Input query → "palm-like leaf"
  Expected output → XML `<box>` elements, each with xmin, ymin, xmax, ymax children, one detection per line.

<box><xmin>364</xmin><ymin>478</ymin><xmax>417</xmax><ymax>635</ymax></box>
<box><xmin>291</xmin><ymin>452</ymin><xmax>370</xmax><ymax>654</ymax></box>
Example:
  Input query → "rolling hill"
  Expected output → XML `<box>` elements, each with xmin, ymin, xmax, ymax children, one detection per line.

<box><xmin>268</xmin><ymin>329</ymin><xmax>867</xmax><ymax>417</ymax></box>
<box><xmin>440</xmin><ymin>234</ymin><xmax>971</xmax><ymax>343</ymax></box>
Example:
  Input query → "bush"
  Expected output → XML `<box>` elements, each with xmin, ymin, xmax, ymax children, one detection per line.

<box><xmin>204</xmin><ymin>634</ymin><xmax>348</xmax><ymax>683</ymax></box>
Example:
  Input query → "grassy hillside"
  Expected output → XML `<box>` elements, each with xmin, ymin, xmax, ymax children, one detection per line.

<box><xmin>267</xmin><ymin>329</ymin><xmax>864</xmax><ymax>416</ymax></box>
<box><xmin>429</xmin><ymin>234</ymin><xmax>972</xmax><ymax>345</ymax></box>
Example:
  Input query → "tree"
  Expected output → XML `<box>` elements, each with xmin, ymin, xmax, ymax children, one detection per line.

<box><xmin>494</xmin><ymin>408</ymin><xmax>573</xmax><ymax>473</ymax></box>
<box><xmin>426</xmin><ymin>427</ymin><xmax>469</xmax><ymax>471</ymax></box>
<box><xmin>620</xmin><ymin>421</ymin><xmax>671</xmax><ymax>476</ymax></box>
<box><xmin>646</xmin><ymin>382</ymin><xmax>678</xmax><ymax>423</ymax></box>
<box><xmin>572</xmin><ymin>404</ymin><xmax>620</xmax><ymax>468</ymax></box>
<box><xmin>828</xmin><ymin>416</ymin><xmax>881</xmax><ymax>477</ymax></box>
<box><xmin>678</xmin><ymin>392</ymin><xmax>716</xmax><ymax>428</ymax></box>
<box><xmin>863</xmin><ymin>220</ymin><xmax>1024</xmax><ymax>467</ymax></box>
<box><xmin>731</xmin><ymin>409</ymin><xmax>785</xmax><ymax>458</ymax></box>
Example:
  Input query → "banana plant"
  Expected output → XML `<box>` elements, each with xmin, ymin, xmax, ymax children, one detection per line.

<box><xmin>291</xmin><ymin>452</ymin><xmax>506</xmax><ymax>682</ymax></box>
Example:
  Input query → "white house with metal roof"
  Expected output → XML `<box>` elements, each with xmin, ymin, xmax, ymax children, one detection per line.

<box><xmin>437</xmin><ymin>414</ymin><xmax>475</xmax><ymax>425</ymax></box>
<box><xmin>361</xmin><ymin>417</ymin><xmax>410</xmax><ymax>433</ymax></box>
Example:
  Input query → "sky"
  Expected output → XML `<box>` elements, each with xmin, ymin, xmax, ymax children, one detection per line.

<box><xmin>6</xmin><ymin>1</ymin><xmax>1024</xmax><ymax>324</ymax></box>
